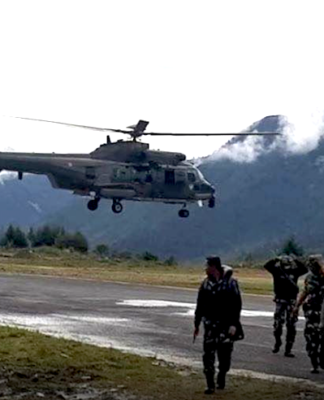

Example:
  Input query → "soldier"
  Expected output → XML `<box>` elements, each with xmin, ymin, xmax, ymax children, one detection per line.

<box><xmin>193</xmin><ymin>256</ymin><xmax>243</xmax><ymax>394</ymax></box>
<box><xmin>264</xmin><ymin>255</ymin><xmax>308</xmax><ymax>357</ymax></box>
<box><xmin>294</xmin><ymin>254</ymin><xmax>324</xmax><ymax>373</ymax></box>
<box><xmin>320</xmin><ymin>295</ymin><xmax>324</xmax><ymax>369</ymax></box>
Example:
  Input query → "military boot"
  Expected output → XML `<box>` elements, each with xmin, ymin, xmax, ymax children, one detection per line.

<box><xmin>272</xmin><ymin>337</ymin><xmax>282</xmax><ymax>354</ymax></box>
<box><xmin>284</xmin><ymin>342</ymin><xmax>295</xmax><ymax>358</ymax></box>
<box><xmin>216</xmin><ymin>371</ymin><xmax>226</xmax><ymax>390</ymax></box>
<box><xmin>320</xmin><ymin>338</ymin><xmax>324</xmax><ymax>369</ymax></box>
<box><xmin>310</xmin><ymin>356</ymin><xmax>319</xmax><ymax>374</ymax></box>
<box><xmin>320</xmin><ymin>350</ymin><xmax>324</xmax><ymax>370</ymax></box>
<box><xmin>204</xmin><ymin>373</ymin><xmax>215</xmax><ymax>394</ymax></box>
<box><xmin>320</xmin><ymin>357</ymin><xmax>324</xmax><ymax>370</ymax></box>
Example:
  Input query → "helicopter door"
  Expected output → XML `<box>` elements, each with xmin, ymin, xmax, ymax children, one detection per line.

<box><xmin>85</xmin><ymin>166</ymin><xmax>96</xmax><ymax>180</ymax></box>
<box><xmin>175</xmin><ymin>170</ymin><xmax>186</xmax><ymax>184</ymax></box>
<box><xmin>165</xmin><ymin>170</ymin><xmax>175</xmax><ymax>184</ymax></box>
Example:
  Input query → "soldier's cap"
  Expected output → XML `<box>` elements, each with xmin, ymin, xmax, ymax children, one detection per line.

<box><xmin>206</xmin><ymin>256</ymin><xmax>222</xmax><ymax>270</ymax></box>
<box><xmin>279</xmin><ymin>255</ymin><xmax>293</xmax><ymax>266</ymax></box>
<box><xmin>307</xmin><ymin>254</ymin><xmax>323</xmax><ymax>268</ymax></box>
<box><xmin>308</xmin><ymin>254</ymin><xmax>323</xmax><ymax>263</ymax></box>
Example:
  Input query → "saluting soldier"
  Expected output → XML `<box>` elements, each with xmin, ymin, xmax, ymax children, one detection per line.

<box><xmin>264</xmin><ymin>255</ymin><xmax>308</xmax><ymax>357</ymax></box>
<box><xmin>193</xmin><ymin>256</ymin><xmax>243</xmax><ymax>394</ymax></box>
<box><xmin>294</xmin><ymin>254</ymin><xmax>324</xmax><ymax>373</ymax></box>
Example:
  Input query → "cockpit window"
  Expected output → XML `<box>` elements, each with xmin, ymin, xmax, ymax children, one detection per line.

<box><xmin>187</xmin><ymin>172</ymin><xmax>196</xmax><ymax>182</ymax></box>
<box><xmin>196</xmin><ymin>168</ymin><xmax>205</xmax><ymax>180</ymax></box>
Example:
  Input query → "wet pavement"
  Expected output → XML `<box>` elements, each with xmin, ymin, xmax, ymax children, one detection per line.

<box><xmin>0</xmin><ymin>274</ymin><xmax>323</xmax><ymax>384</ymax></box>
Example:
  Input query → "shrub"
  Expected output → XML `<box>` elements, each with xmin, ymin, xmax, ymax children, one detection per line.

<box><xmin>141</xmin><ymin>251</ymin><xmax>159</xmax><ymax>262</ymax></box>
<box><xmin>164</xmin><ymin>256</ymin><xmax>177</xmax><ymax>266</ymax></box>
<box><xmin>94</xmin><ymin>244</ymin><xmax>110</xmax><ymax>257</ymax></box>
<box><xmin>55</xmin><ymin>232</ymin><xmax>88</xmax><ymax>253</ymax></box>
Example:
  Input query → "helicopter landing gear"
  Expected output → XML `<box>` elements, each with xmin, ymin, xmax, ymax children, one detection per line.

<box><xmin>208</xmin><ymin>196</ymin><xmax>216</xmax><ymax>208</ymax></box>
<box><xmin>87</xmin><ymin>197</ymin><xmax>100</xmax><ymax>211</ymax></box>
<box><xmin>112</xmin><ymin>199</ymin><xmax>123</xmax><ymax>214</ymax></box>
<box><xmin>178</xmin><ymin>208</ymin><xmax>189</xmax><ymax>218</ymax></box>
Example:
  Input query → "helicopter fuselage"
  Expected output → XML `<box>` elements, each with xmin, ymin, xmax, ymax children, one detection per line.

<box><xmin>0</xmin><ymin>151</ymin><xmax>215</xmax><ymax>217</ymax></box>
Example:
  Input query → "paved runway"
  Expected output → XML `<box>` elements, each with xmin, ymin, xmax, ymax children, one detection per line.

<box><xmin>0</xmin><ymin>274</ymin><xmax>323</xmax><ymax>383</ymax></box>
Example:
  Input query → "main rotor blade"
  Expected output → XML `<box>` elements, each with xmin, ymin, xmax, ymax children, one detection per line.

<box><xmin>9</xmin><ymin>117</ymin><xmax>279</xmax><ymax>136</ymax></box>
<box><xmin>9</xmin><ymin>116</ymin><xmax>132</xmax><ymax>133</ymax></box>
<box><xmin>142</xmin><ymin>132</ymin><xmax>279</xmax><ymax>136</ymax></box>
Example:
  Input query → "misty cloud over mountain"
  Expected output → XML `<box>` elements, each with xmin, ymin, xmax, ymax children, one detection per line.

<box><xmin>207</xmin><ymin>113</ymin><xmax>324</xmax><ymax>163</ymax></box>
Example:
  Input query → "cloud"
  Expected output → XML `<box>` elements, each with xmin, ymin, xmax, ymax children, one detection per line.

<box><xmin>205</xmin><ymin>111</ymin><xmax>324</xmax><ymax>164</ymax></box>
<box><xmin>0</xmin><ymin>171</ymin><xmax>16</xmax><ymax>185</ymax></box>
<box><xmin>209</xmin><ymin>135</ymin><xmax>271</xmax><ymax>163</ymax></box>
<box><xmin>279</xmin><ymin>112</ymin><xmax>324</xmax><ymax>155</ymax></box>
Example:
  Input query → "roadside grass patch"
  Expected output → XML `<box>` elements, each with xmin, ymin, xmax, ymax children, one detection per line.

<box><xmin>0</xmin><ymin>326</ymin><xmax>322</xmax><ymax>400</ymax></box>
<box><xmin>0</xmin><ymin>249</ymin><xmax>276</xmax><ymax>294</ymax></box>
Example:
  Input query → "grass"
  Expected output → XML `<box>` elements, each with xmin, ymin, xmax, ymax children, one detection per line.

<box><xmin>0</xmin><ymin>326</ymin><xmax>322</xmax><ymax>400</ymax></box>
<box><xmin>0</xmin><ymin>247</ymin><xmax>275</xmax><ymax>295</ymax></box>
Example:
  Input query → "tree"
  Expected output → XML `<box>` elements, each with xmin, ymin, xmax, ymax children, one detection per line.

<box><xmin>27</xmin><ymin>227</ymin><xmax>35</xmax><ymax>246</ymax></box>
<box><xmin>280</xmin><ymin>236</ymin><xmax>304</xmax><ymax>256</ymax></box>
<box><xmin>13</xmin><ymin>227</ymin><xmax>29</xmax><ymax>248</ymax></box>
<box><xmin>0</xmin><ymin>225</ymin><xmax>28</xmax><ymax>248</ymax></box>
<box><xmin>32</xmin><ymin>225</ymin><xmax>65</xmax><ymax>247</ymax></box>
<box><xmin>3</xmin><ymin>225</ymin><xmax>15</xmax><ymax>245</ymax></box>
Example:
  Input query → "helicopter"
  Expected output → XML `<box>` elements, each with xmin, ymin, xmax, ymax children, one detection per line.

<box><xmin>0</xmin><ymin>117</ymin><xmax>277</xmax><ymax>218</ymax></box>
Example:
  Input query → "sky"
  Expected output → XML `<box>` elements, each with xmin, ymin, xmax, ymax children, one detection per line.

<box><xmin>1</xmin><ymin>0</ymin><xmax>324</xmax><ymax>159</ymax></box>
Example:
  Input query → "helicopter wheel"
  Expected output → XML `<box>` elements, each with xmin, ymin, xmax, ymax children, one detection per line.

<box><xmin>87</xmin><ymin>199</ymin><xmax>99</xmax><ymax>211</ymax></box>
<box><xmin>112</xmin><ymin>200</ymin><xmax>123</xmax><ymax>214</ymax></box>
<box><xmin>178</xmin><ymin>209</ymin><xmax>189</xmax><ymax>218</ymax></box>
<box><xmin>208</xmin><ymin>196</ymin><xmax>216</xmax><ymax>208</ymax></box>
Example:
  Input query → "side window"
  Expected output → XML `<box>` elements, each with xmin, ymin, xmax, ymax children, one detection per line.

<box><xmin>115</xmin><ymin>167</ymin><xmax>132</xmax><ymax>182</ymax></box>
<box><xmin>187</xmin><ymin>172</ymin><xmax>196</xmax><ymax>183</ymax></box>
<box><xmin>165</xmin><ymin>170</ymin><xmax>175</xmax><ymax>184</ymax></box>
<box><xmin>145</xmin><ymin>174</ymin><xmax>153</xmax><ymax>183</ymax></box>
<box><xmin>175</xmin><ymin>170</ymin><xmax>185</xmax><ymax>183</ymax></box>
<box><xmin>85</xmin><ymin>166</ymin><xmax>96</xmax><ymax>179</ymax></box>
<box><xmin>118</xmin><ymin>169</ymin><xmax>127</xmax><ymax>181</ymax></box>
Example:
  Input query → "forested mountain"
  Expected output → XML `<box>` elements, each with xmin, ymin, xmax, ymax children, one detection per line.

<box><xmin>1</xmin><ymin>115</ymin><xmax>324</xmax><ymax>261</ymax></box>
<box><xmin>0</xmin><ymin>174</ymin><xmax>73</xmax><ymax>228</ymax></box>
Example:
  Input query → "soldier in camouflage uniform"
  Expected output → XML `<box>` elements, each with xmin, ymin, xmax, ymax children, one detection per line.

<box><xmin>320</xmin><ymin>295</ymin><xmax>324</xmax><ymax>369</ymax></box>
<box><xmin>264</xmin><ymin>255</ymin><xmax>308</xmax><ymax>356</ymax></box>
<box><xmin>193</xmin><ymin>256</ymin><xmax>243</xmax><ymax>394</ymax></box>
<box><xmin>294</xmin><ymin>255</ymin><xmax>324</xmax><ymax>373</ymax></box>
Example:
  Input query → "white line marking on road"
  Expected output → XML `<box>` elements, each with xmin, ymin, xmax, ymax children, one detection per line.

<box><xmin>0</xmin><ymin>314</ymin><xmax>130</xmax><ymax>327</ymax></box>
<box><xmin>116</xmin><ymin>299</ymin><xmax>305</xmax><ymax>320</ymax></box>
<box><xmin>117</xmin><ymin>300</ymin><xmax>193</xmax><ymax>308</ymax></box>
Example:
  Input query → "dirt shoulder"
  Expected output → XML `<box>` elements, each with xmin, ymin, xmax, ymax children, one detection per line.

<box><xmin>0</xmin><ymin>326</ymin><xmax>322</xmax><ymax>400</ymax></box>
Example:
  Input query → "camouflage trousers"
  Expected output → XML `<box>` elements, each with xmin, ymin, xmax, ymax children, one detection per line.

<box><xmin>203</xmin><ymin>324</ymin><xmax>233</xmax><ymax>377</ymax></box>
<box><xmin>320</xmin><ymin>327</ymin><xmax>324</xmax><ymax>368</ymax></box>
<box><xmin>303</xmin><ymin>306</ymin><xmax>321</xmax><ymax>360</ymax></box>
<box><xmin>273</xmin><ymin>299</ymin><xmax>298</xmax><ymax>346</ymax></box>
